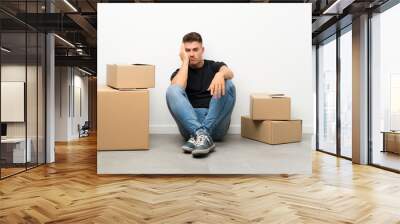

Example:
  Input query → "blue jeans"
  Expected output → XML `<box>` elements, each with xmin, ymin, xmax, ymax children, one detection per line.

<box><xmin>166</xmin><ymin>80</ymin><xmax>236</xmax><ymax>141</ymax></box>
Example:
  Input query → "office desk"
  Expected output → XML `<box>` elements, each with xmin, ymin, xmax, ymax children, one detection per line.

<box><xmin>1</xmin><ymin>138</ymin><xmax>32</xmax><ymax>163</ymax></box>
<box><xmin>382</xmin><ymin>131</ymin><xmax>400</xmax><ymax>154</ymax></box>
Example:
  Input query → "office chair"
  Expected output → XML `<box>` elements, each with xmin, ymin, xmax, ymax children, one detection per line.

<box><xmin>79</xmin><ymin>121</ymin><xmax>90</xmax><ymax>138</ymax></box>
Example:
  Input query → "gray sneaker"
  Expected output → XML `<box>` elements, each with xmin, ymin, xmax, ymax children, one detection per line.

<box><xmin>192</xmin><ymin>131</ymin><xmax>215</xmax><ymax>158</ymax></box>
<box><xmin>182</xmin><ymin>136</ymin><xmax>196</xmax><ymax>153</ymax></box>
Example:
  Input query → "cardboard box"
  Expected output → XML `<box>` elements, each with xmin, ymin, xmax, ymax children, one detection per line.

<box><xmin>107</xmin><ymin>64</ymin><xmax>155</xmax><ymax>89</ymax></box>
<box><xmin>250</xmin><ymin>93</ymin><xmax>291</xmax><ymax>120</ymax></box>
<box><xmin>241</xmin><ymin>116</ymin><xmax>302</xmax><ymax>144</ymax></box>
<box><xmin>97</xmin><ymin>86</ymin><xmax>149</xmax><ymax>151</ymax></box>
<box><xmin>384</xmin><ymin>132</ymin><xmax>400</xmax><ymax>154</ymax></box>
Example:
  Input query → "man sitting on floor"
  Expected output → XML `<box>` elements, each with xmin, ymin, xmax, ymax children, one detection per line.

<box><xmin>166</xmin><ymin>32</ymin><xmax>236</xmax><ymax>158</ymax></box>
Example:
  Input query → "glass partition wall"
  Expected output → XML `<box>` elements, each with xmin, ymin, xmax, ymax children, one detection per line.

<box><xmin>0</xmin><ymin>1</ymin><xmax>46</xmax><ymax>179</ymax></box>
<box><xmin>316</xmin><ymin>0</ymin><xmax>400</xmax><ymax>172</ymax></box>
<box><xmin>370</xmin><ymin>3</ymin><xmax>400</xmax><ymax>172</ymax></box>
<box><xmin>339</xmin><ymin>28</ymin><xmax>352</xmax><ymax>159</ymax></box>
<box><xmin>317</xmin><ymin>35</ymin><xmax>338</xmax><ymax>155</ymax></box>
<box><xmin>316</xmin><ymin>26</ymin><xmax>353</xmax><ymax>160</ymax></box>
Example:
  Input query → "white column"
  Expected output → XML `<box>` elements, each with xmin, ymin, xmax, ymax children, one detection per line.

<box><xmin>352</xmin><ymin>14</ymin><xmax>369</xmax><ymax>164</ymax></box>
<box><xmin>46</xmin><ymin>32</ymin><xmax>55</xmax><ymax>163</ymax></box>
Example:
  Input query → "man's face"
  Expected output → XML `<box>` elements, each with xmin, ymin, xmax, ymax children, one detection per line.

<box><xmin>183</xmin><ymin>41</ymin><xmax>204</xmax><ymax>66</ymax></box>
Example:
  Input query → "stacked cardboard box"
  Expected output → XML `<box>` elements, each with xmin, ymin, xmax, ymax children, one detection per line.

<box><xmin>106</xmin><ymin>64</ymin><xmax>155</xmax><ymax>89</ymax></box>
<box><xmin>97</xmin><ymin>64</ymin><xmax>155</xmax><ymax>151</ymax></box>
<box><xmin>241</xmin><ymin>93</ymin><xmax>302</xmax><ymax>145</ymax></box>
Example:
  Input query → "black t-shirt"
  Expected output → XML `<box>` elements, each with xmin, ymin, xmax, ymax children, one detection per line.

<box><xmin>170</xmin><ymin>59</ymin><xmax>226</xmax><ymax>108</ymax></box>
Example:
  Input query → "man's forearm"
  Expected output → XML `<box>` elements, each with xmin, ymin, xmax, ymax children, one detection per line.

<box><xmin>171</xmin><ymin>61</ymin><xmax>189</xmax><ymax>88</ymax></box>
<box><xmin>217</xmin><ymin>66</ymin><xmax>234</xmax><ymax>80</ymax></box>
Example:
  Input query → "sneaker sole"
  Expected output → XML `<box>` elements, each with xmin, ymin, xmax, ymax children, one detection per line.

<box><xmin>192</xmin><ymin>144</ymin><xmax>216</xmax><ymax>158</ymax></box>
<box><xmin>182</xmin><ymin>146</ymin><xmax>194</xmax><ymax>154</ymax></box>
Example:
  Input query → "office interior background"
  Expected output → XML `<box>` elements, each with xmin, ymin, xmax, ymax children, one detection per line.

<box><xmin>0</xmin><ymin>0</ymin><xmax>400</xmax><ymax>222</ymax></box>
<box><xmin>1</xmin><ymin>0</ymin><xmax>398</xmax><ymax>178</ymax></box>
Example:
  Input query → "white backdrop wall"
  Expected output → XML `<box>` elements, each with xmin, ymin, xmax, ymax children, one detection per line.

<box><xmin>98</xmin><ymin>3</ymin><xmax>313</xmax><ymax>134</ymax></box>
<box><xmin>55</xmin><ymin>67</ymin><xmax>89</xmax><ymax>141</ymax></box>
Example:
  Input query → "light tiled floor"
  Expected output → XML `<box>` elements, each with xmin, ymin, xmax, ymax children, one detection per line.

<box><xmin>98</xmin><ymin>134</ymin><xmax>312</xmax><ymax>175</ymax></box>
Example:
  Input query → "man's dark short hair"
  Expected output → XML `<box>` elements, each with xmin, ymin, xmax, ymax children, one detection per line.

<box><xmin>182</xmin><ymin>32</ymin><xmax>202</xmax><ymax>44</ymax></box>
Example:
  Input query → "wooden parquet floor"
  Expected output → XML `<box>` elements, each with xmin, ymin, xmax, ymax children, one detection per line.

<box><xmin>1</xmin><ymin>135</ymin><xmax>400</xmax><ymax>224</ymax></box>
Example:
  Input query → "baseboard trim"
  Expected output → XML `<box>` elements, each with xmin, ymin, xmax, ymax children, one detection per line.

<box><xmin>150</xmin><ymin>124</ymin><xmax>314</xmax><ymax>134</ymax></box>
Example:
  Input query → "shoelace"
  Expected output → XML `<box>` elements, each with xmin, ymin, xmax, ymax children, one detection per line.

<box><xmin>195</xmin><ymin>134</ymin><xmax>207</xmax><ymax>146</ymax></box>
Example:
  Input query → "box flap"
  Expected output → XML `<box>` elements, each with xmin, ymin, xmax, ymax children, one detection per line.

<box><xmin>250</xmin><ymin>93</ymin><xmax>289</xmax><ymax>99</ymax></box>
<box><xmin>132</xmin><ymin>63</ymin><xmax>153</xmax><ymax>66</ymax></box>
